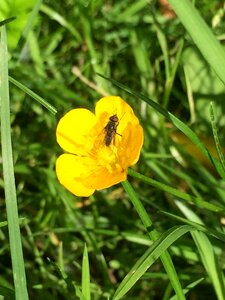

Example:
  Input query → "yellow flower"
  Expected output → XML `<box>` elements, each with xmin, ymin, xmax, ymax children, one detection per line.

<box><xmin>56</xmin><ymin>96</ymin><xmax>144</xmax><ymax>197</ymax></box>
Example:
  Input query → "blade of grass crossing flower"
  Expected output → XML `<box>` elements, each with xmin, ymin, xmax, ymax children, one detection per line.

<box><xmin>122</xmin><ymin>181</ymin><xmax>186</xmax><ymax>300</ymax></box>
<box><xmin>168</xmin><ymin>0</ymin><xmax>225</xmax><ymax>85</ymax></box>
<box><xmin>97</xmin><ymin>74</ymin><xmax>225</xmax><ymax>179</ymax></box>
<box><xmin>9</xmin><ymin>76</ymin><xmax>58</xmax><ymax>116</ymax></box>
<box><xmin>82</xmin><ymin>244</ymin><xmax>91</xmax><ymax>300</ymax></box>
<box><xmin>210</xmin><ymin>102</ymin><xmax>225</xmax><ymax>171</ymax></box>
<box><xmin>0</xmin><ymin>26</ymin><xmax>29</xmax><ymax>300</ymax></box>
<box><xmin>128</xmin><ymin>169</ymin><xmax>224</xmax><ymax>213</ymax></box>
<box><xmin>112</xmin><ymin>225</ymin><xmax>194</xmax><ymax>300</ymax></box>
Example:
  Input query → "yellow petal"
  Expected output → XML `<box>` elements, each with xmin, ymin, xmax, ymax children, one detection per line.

<box><xmin>119</xmin><ymin>121</ymin><xmax>144</xmax><ymax>167</ymax></box>
<box><xmin>94</xmin><ymin>96</ymin><xmax>139</xmax><ymax>148</ymax></box>
<box><xmin>95</xmin><ymin>96</ymin><xmax>144</xmax><ymax>168</ymax></box>
<box><xmin>56</xmin><ymin>108</ymin><xmax>98</xmax><ymax>155</ymax></box>
<box><xmin>95</xmin><ymin>96</ymin><xmax>134</xmax><ymax>128</ymax></box>
<box><xmin>95</xmin><ymin>96</ymin><xmax>134</xmax><ymax>116</ymax></box>
<box><xmin>56</xmin><ymin>154</ymin><xmax>95</xmax><ymax>197</ymax></box>
<box><xmin>82</xmin><ymin>164</ymin><xmax>127</xmax><ymax>190</ymax></box>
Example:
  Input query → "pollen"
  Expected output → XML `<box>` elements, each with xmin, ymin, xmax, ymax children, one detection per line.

<box><xmin>97</xmin><ymin>145</ymin><xmax>118</xmax><ymax>171</ymax></box>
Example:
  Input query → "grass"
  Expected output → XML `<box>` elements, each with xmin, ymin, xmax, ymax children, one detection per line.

<box><xmin>1</xmin><ymin>0</ymin><xmax>225</xmax><ymax>299</ymax></box>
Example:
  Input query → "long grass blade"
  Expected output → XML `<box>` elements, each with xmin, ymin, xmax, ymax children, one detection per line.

<box><xmin>112</xmin><ymin>225</ymin><xmax>194</xmax><ymax>300</ymax></box>
<box><xmin>210</xmin><ymin>102</ymin><xmax>225</xmax><ymax>171</ymax></box>
<box><xmin>168</xmin><ymin>0</ymin><xmax>225</xmax><ymax>85</ymax></box>
<box><xmin>82</xmin><ymin>244</ymin><xmax>90</xmax><ymax>300</ymax></box>
<box><xmin>22</xmin><ymin>0</ymin><xmax>43</xmax><ymax>39</ymax></box>
<box><xmin>192</xmin><ymin>232</ymin><xmax>225</xmax><ymax>300</ymax></box>
<box><xmin>122</xmin><ymin>181</ymin><xmax>186</xmax><ymax>300</ymax></box>
<box><xmin>128</xmin><ymin>169</ymin><xmax>224</xmax><ymax>213</ymax></box>
<box><xmin>159</xmin><ymin>210</ymin><xmax>225</xmax><ymax>242</ymax></box>
<box><xmin>0</xmin><ymin>26</ymin><xmax>29</xmax><ymax>300</ymax></box>
<box><xmin>9</xmin><ymin>76</ymin><xmax>58</xmax><ymax>115</ymax></box>
<box><xmin>176</xmin><ymin>202</ymin><xmax>225</xmax><ymax>300</ymax></box>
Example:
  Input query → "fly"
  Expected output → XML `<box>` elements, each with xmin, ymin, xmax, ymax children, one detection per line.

<box><xmin>104</xmin><ymin>114</ymin><xmax>121</xmax><ymax>146</ymax></box>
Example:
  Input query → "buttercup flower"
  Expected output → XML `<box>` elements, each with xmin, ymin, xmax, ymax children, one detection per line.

<box><xmin>56</xmin><ymin>96</ymin><xmax>144</xmax><ymax>197</ymax></box>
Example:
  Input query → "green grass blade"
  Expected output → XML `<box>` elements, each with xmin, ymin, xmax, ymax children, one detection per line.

<box><xmin>40</xmin><ymin>4</ymin><xmax>81</xmax><ymax>42</ymax></box>
<box><xmin>168</xmin><ymin>0</ymin><xmax>225</xmax><ymax>85</ymax></box>
<box><xmin>22</xmin><ymin>0</ymin><xmax>43</xmax><ymax>39</ymax></box>
<box><xmin>0</xmin><ymin>285</ymin><xmax>15</xmax><ymax>299</ymax></box>
<box><xmin>115</xmin><ymin>0</ymin><xmax>148</xmax><ymax>23</ymax></box>
<box><xmin>0</xmin><ymin>16</ymin><xmax>17</xmax><ymax>27</ymax></box>
<box><xmin>130</xmin><ymin>30</ymin><xmax>152</xmax><ymax>78</ymax></box>
<box><xmin>0</xmin><ymin>220</ymin><xmax>8</xmax><ymax>228</ymax></box>
<box><xmin>0</xmin><ymin>26</ymin><xmax>29</xmax><ymax>300</ymax></box>
<box><xmin>159</xmin><ymin>211</ymin><xmax>225</xmax><ymax>242</ymax></box>
<box><xmin>9</xmin><ymin>76</ymin><xmax>58</xmax><ymax>115</ymax></box>
<box><xmin>128</xmin><ymin>169</ymin><xmax>224</xmax><ymax>213</ymax></box>
<box><xmin>48</xmin><ymin>258</ymin><xmax>86</xmax><ymax>300</ymax></box>
<box><xmin>27</xmin><ymin>30</ymin><xmax>46</xmax><ymax>77</ymax></box>
<box><xmin>82</xmin><ymin>244</ymin><xmax>90</xmax><ymax>300</ymax></box>
<box><xmin>169</xmin><ymin>278</ymin><xmax>204</xmax><ymax>300</ymax></box>
<box><xmin>112</xmin><ymin>225</ymin><xmax>194</xmax><ymax>300</ymax></box>
<box><xmin>168</xmin><ymin>113</ymin><xmax>225</xmax><ymax>179</ymax></box>
<box><xmin>122</xmin><ymin>181</ymin><xmax>186</xmax><ymax>300</ymax></box>
<box><xmin>176</xmin><ymin>202</ymin><xmax>225</xmax><ymax>300</ymax></box>
<box><xmin>156</xmin><ymin>24</ymin><xmax>170</xmax><ymax>81</ymax></box>
<box><xmin>98</xmin><ymin>73</ymin><xmax>225</xmax><ymax>179</ymax></box>
<box><xmin>210</xmin><ymin>102</ymin><xmax>225</xmax><ymax>171</ymax></box>
<box><xmin>163</xmin><ymin>39</ymin><xmax>184</xmax><ymax>108</ymax></box>
<box><xmin>192</xmin><ymin>232</ymin><xmax>225</xmax><ymax>300</ymax></box>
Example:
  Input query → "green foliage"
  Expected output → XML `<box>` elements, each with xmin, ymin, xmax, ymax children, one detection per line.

<box><xmin>0</xmin><ymin>0</ymin><xmax>37</xmax><ymax>48</ymax></box>
<box><xmin>1</xmin><ymin>0</ymin><xmax>225</xmax><ymax>299</ymax></box>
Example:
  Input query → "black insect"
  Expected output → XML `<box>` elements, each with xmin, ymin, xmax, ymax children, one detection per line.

<box><xmin>104</xmin><ymin>114</ymin><xmax>121</xmax><ymax>146</ymax></box>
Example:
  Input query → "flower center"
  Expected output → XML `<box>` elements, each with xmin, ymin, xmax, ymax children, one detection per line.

<box><xmin>96</xmin><ymin>144</ymin><xmax>120</xmax><ymax>172</ymax></box>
